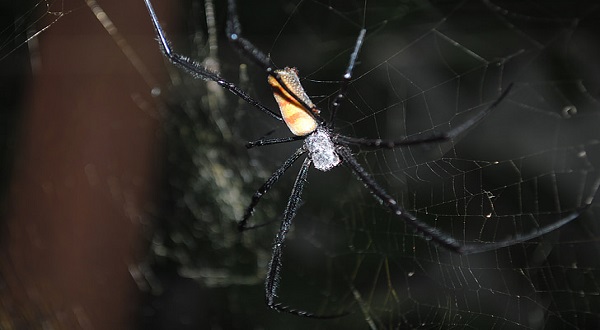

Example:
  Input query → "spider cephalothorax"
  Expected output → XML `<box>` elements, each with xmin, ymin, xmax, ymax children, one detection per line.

<box><xmin>144</xmin><ymin>0</ymin><xmax>580</xmax><ymax>318</ymax></box>
<box><xmin>304</xmin><ymin>127</ymin><xmax>341</xmax><ymax>171</ymax></box>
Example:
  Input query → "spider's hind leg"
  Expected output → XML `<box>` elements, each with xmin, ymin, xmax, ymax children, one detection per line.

<box><xmin>142</xmin><ymin>0</ymin><xmax>282</xmax><ymax>120</ymax></box>
<box><xmin>329</xmin><ymin>28</ymin><xmax>366</xmax><ymax>128</ymax></box>
<box><xmin>336</xmin><ymin>84</ymin><xmax>513</xmax><ymax>149</ymax></box>
<box><xmin>225</xmin><ymin>0</ymin><xmax>272</xmax><ymax>71</ymax></box>
<box><xmin>225</xmin><ymin>0</ymin><xmax>324</xmax><ymax>124</ymax></box>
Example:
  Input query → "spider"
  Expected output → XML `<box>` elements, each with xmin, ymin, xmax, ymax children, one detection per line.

<box><xmin>144</xmin><ymin>0</ymin><xmax>581</xmax><ymax>318</ymax></box>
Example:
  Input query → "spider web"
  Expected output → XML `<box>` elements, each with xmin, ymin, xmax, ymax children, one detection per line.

<box><xmin>297</xmin><ymin>2</ymin><xmax>599</xmax><ymax>328</ymax></box>
<box><xmin>186</xmin><ymin>1</ymin><xmax>599</xmax><ymax>328</ymax></box>
<box><xmin>150</xmin><ymin>0</ymin><xmax>600</xmax><ymax>328</ymax></box>
<box><xmin>2</xmin><ymin>0</ymin><xmax>599</xmax><ymax>329</ymax></box>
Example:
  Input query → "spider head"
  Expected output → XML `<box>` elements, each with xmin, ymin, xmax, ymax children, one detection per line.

<box><xmin>304</xmin><ymin>127</ymin><xmax>341</xmax><ymax>172</ymax></box>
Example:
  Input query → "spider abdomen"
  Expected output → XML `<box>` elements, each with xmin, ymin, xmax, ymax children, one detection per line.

<box><xmin>304</xmin><ymin>128</ymin><xmax>340</xmax><ymax>171</ymax></box>
<box><xmin>268</xmin><ymin>67</ymin><xmax>318</xmax><ymax>136</ymax></box>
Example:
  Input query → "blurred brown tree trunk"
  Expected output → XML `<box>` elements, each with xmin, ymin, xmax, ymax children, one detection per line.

<box><xmin>0</xmin><ymin>0</ymin><xmax>177</xmax><ymax>328</ymax></box>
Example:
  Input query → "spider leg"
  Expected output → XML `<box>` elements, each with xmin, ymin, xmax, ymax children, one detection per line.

<box><xmin>225</xmin><ymin>0</ymin><xmax>324</xmax><ymax>124</ymax></box>
<box><xmin>264</xmin><ymin>157</ymin><xmax>347</xmax><ymax>318</ymax></box>
<box><xmin>143</xmin><ymin>0</ymin><xmax>282</xmax><ymax>121</ymax></box>
<box><xmin>337</xmin><ymin>146</ymin><xmax>583</xmax><ymax>254</ymax></box>
<box><xmin>224</xmin><ymin>0</ymin><xmax>270</xmax><ymax>71</ymax></box>
<box><xmin>238</xmin><ymin>148</ymin><xmax>306</xmax><ymax>231</ymax></box>
<box><xmin>329</xmin><ymin>29</ymin><xmax>366</xmax><ymax>128</ymax></box>
<box><xmin>459</xmin><ymin>209</ymin><xmax>582</xmax><ymax>254</ymax></box>
<box><xmin>336</xmin><ymin>147</ymin><xmax>464</xmax><ymax>252</ymax></box>
<box><xmin>336</xmin><ymin>83</ymin><xmax>513</xmax><ymax>149</ymax></box>
<box><xmin>246</xmin><ymin>136</ymin><xmax>305</xmax><ymax>149</ymax></box>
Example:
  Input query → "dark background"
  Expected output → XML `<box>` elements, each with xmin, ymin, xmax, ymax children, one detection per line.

<box><xmin>1</xmin><ymin>0</ymin><xmax>599</xmax><ymax>329</ymax></box>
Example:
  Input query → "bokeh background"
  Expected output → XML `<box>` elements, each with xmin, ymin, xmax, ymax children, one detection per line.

<box><xmin>1</xmin><ymin>0</ymin><xmax>599</xmax><ymax>329</ymax></box>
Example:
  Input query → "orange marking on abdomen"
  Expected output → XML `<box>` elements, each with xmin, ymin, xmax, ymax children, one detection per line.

<box><xmin>268</xmin><ymin>68</ymin><xmax>318</xmax><ymax>136</ymax></box>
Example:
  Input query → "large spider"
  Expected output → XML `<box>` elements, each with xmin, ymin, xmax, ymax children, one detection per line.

<box><xmin>144</xmin><ymin>0</ymin><xmax>581</xmax><ymax>318</ymax></box>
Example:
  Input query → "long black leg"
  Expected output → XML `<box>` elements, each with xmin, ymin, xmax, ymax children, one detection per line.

<box><xmin>337</xmin><ymin>146</ymin><xmax>583</xmax><ymax>254</ymax></box>
<box><xmin>264</xmin><ymin>157</ymin><xmax>346</xmax><ymax>318</ymax></box>
<box><xmin>143</xmin><ymin>0</ymin><xmax>282</xmax><ymax>121</ymax></box>
<box><xmin>336</xmin><ymin>83</ymin><xmax>513</xmax><ymax>149</ymax></box>
<box><xmin>246</xmin><ymin>136</ymin><xmax>305</xmax><ymax>149</ymax></box>
<box><xmin>329</xmin><ymin>29</ymin><xmax>366</xmax><ymax>128</ymax></box>
<box><xmin>265</xmin><ymin>157</ymin><xmax>310</xmax><ymax>315</ymax></box>
<box><xmin>225</xmin><ymin>0</ymin><xmax>271</xmax><ymax>71</ymax></box>
<box><xmin>336</xmin><ymin>129</ymin><xmax>450</xmax><ymax>148</ymax></box>
<box><xmin>337</xmin><ymin>146</ymin><xmax>464</xmax><ymax>253</ymax></box>
<box><xmin>238</xmin><ymin>147</ymin><xmax>306</xmax><ymax>231</ymax></box>
<box><xmin>459</xmin><ymin>210</ymin><xmax>582</xmax><ymax>254</ymax></box>
<box><xmin>225</xmin><ymin>0</ymin><xmax>324</xmax><ymax>125</ymax></box>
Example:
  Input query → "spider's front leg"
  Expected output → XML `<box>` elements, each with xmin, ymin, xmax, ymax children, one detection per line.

<box><xmin>263</xmin><ymin>157</ymin><xmax>311</xmax><ymax>315</ymax></box>
<box><xmin>336</xmin><ymin>146</ymin><xmax>464</xmax><ymax>253</ymax></box>
<box><xmin>263</xmin><ymin>157</ymin><xmax>347</xmax><ymax>318</ymax></box>
<box><xmin>337</xmin><ymin>146</ymin><xmax>582</xmax><ymax>255</ymax></box>
<box><xmin>238</xmin><ymin>148</ymin><xmax>305</xmax><ymax>231</ymax></box>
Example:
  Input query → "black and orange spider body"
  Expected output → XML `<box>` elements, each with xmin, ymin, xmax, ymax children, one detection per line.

<box><xmin>144</xmin><ymin>0</ymin><xmax>578</xmax><ymax>319</ymax></box>
<box><xmin>267</xmin><ymin>67</ymin><xmax>342</xmax><ymax>171</ymax></box>
<box><xmin>268</xmin><ymin>67</ymin><xmax>320</xmax><ymax>134</ymax></box>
